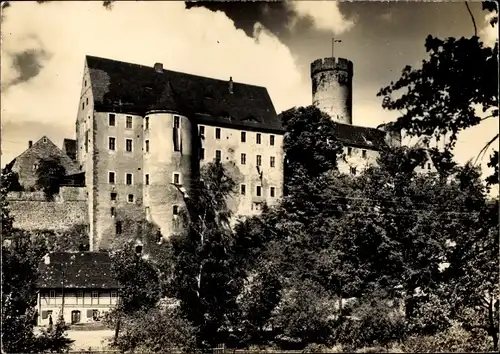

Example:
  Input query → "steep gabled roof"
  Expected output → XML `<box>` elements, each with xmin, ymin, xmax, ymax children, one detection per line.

<box><xmin>37</xmin><ymin>252</ymin><xmax>119</xmax><ymax>289</ymax></box>
<box><xmin>334</xmin><ymin>123</ymin><xmax>389</xmax><ymax>151</ymax></box>
<box><xmin>86</xmin><ymin>55</ymin><xmax>283</xmax><ymax>133</ymax></box>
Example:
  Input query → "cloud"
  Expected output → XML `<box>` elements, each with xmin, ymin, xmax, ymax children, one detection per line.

<box><xmin>1</xmin><ymin>1</ymin><xmax>313</xmax><ymax>165</ymax></box>
<box><xmin>480</xmin><ymin>12</ymin><xmax>498</xmax><ymax>48</ymax></box>
<box><xmin>286</xmin><ymin>0</ymin><xmax>354</xmax><ymax>34</ymax></box>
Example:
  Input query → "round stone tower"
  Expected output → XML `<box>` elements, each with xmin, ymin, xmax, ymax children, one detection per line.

<box><xmin>311</xmin><ymin>57</ymin><xmax>354</xmax><ymax>125</ymax></box>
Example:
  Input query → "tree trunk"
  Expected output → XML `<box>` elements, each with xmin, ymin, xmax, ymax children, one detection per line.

<box><xmin>488</xmin><ymin>298</ymin><xmax>498</xmax><ymax>351</ymax></box>
<box><xmin>114</xmin><ymin>318</ymin><xmax>121</xmax><ymax>346</ymax></box>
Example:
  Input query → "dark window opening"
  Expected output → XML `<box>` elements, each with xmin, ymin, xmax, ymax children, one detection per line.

<box><xmin>110</xmin><ymin>193</ymin><xmax>117</xmax><ymax>201</ymax></box>
<box><xmin>270</xmin><ymin>156</ymin><xmax>275</xmax><ymax>167</ymax></box>
<box><xmin>173</xmin><ymin>116</ymin><xmax>180</xmax><ymax>129</ymax></box>
<box><xmin>128</xmin><ymin>194</ymin><xmax>134</xmax><ymax>203</ymax></box>
<box><xmin>241</xmin><ymin>184</ymin><xmax>246</xmax><ymax>195</ymax></box>
<box><xmin>126</xmin><ymin>139</ymin><xmax>133</xmax><ymax>152</ymax></box>
<box><xmin>173</xmin><ymin>205</ymin><xmax>179</xmax><ymax>215</ymax></box>
<box><xmin>256</xmin><ymin>186</ymin><xmax>262</xmax><ymax>197</ymax></box>
<box><xmin>116</xmin><ymin>221</ymin><xmax>122</xmax><ymax>235</ymax></box>
<box><xmin>199</xmin><ymin>125</ymin><xmax>205</xmax><ymax>136</ymax></box>
<box><xmin>256</xmin><ymin>155</ymin><xmax>262</xmax><ymax>166</ymax></box>
<box><xmin>145</xmin><ymin>140</ymin><xmax>149</xmax><ymax>152</ymax></box>
<box><xmin>173</xmin><ymin>127</ymin><xmax>181</xmax><ymax>152</ymax></box>
<box><xmin>126</xmin><ymin>173</ymin><xmax>133</xmax><ymax>185</ymax></box>
<box><xmin>256</xmin><ymin>133</ymin><xmax>261</xmax><ymax>144</ymax></box>
<box><xmin>200</xmin><ymin>148</ymin><xmax>205</xmax><ymax>160</ymax></box>
<box><xmin>241</xmin><ymin>131</ymin><xmax>246</xmax><ymax>142</ymax></box>
<box><xmin>145</xmin><ymin>116</ymin><xmax>149</xmax><ymax>129</ymax></box>
<box><xmin>350</xmin><ymin>167</ymin><xmax>357</xmax><ymax>176</ymax></box>
<box><xmin>109</xmin><ymin>137</ymin><xmax>116</xmax><ymax>151</ymax></box>
<box><xmin>126</xmin><ymin>116</ymin><xmax>133</xmax><ymax>129</ymax></box>
<box><xmin>270</xmin><ymin>187</ymin><xmax>275</xmax><ymax>197</ymax></box>
<box><xmin>110</xmin><ymin>207</ymin><xmax>116</xmax><ymax>217</ymax></box>
<box><xmin>173</xmin><ymin>173</ymin><xmax>180</xmax><ymax>185</ymax></box>
<box><xmin>347</xmin><ymin>147</ymin><xmax>352</xmax><ymax>156</ymax></box>
<box><xmin>215</xmin><ymin>150</ymin><xmax>221</xmax><ymax>161</ymax></box>
<box><xmin>270</xmin><ymin>135</ymin><xmax>275</xmax><ymax>146</ymax></box>
<box><xmin>109</xmin><ymin>114</ymin><xmax>116</xmax><ymax>127</ymax></box>
<box><xmin>241</xmin><ymin>153</ymin><xmax>246</xmax><ymax>165</ymax></box>
<box><xmin>145</xmin><ymin>174</ymin><xmax>149</xmax><ymax>185</ymax></box>
<box><xmin>109</xmin><ymin>172</ymin><xmax>115</xmax><ymax>184</ymax></box>
<box><xmin>215</xmin><ymin>128</ymin><xmax>221</xmax><ymax>139</ymax></box>
<box><xmin>362</xmin><ymin>150</ymin><xmax>367</xmax><ymax>158</ymax></box>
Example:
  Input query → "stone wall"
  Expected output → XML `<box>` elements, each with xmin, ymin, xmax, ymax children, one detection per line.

<box><xmin>7</xmin><ymin>187</ymin><xmax>88</xmax><ymax>232</ymax></box>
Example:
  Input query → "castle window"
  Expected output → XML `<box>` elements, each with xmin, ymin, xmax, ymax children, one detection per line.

<box><xmin>241</xmin><ymin>131</ymin><xmax>246</xmax><ymax>143</ymax></box>
<box><xmin>82</xmin><ymin>101</ymin><xmax>85</xmax><ymax>110</ymax></box>
<box><xmin>256</xmin><ymin>186</ymin><xmax>262</xmax><ymax>197</ymax></box>
<box><xmin>85</xmin><ymin>130</ymin><xmax>89</xmax><ymax>152</ymax></box>
<box><xmin>362</xmin><ymin>150</ymin><xmax>367</xmax><ymax>159</ymax></box>
<box><xmin>256</xmin><ymin>133</ymin><xmax>261</xmax><ymax>144</ymax></box>
<box><xmin>241</xmin><ymin>153</ymin><xmax>246</xmax><ymax>165</ymax></box>
<box><xmin>126</xmin><ymin>139</ymin><xmax>133</xmax><ymax>152</ymax></box>
<box><xmin>173</xmin><ymin>173</ymin><xmax>180</xmax><ymax>185</ymax></box>
<box><xmin>428</xmin><ymin>163</ymin><xmax>431</xmax><ymax>170</ymax></box>
<box><xmin>126</xmin><ymin>116</ymin><xmax>133</xmax><ymax>129</ymax></box>
<box><xmin>115</xmin><ymin>221</ymin><xmax>122</xmax><ymax>235</ymax></box>
<box><xmin>145</xmin><ymin>174</ymin><xmax>149</xmax><ymax>185</ymax></box>
<box><xmin>109</xmin><ymin>114</ymin><xmax>116</xmax><ymax>127</ymax></box>
<box><xmin>111</xmin><ymin>291</ymin><xmax>117</xmax><ymax>298</ymax></box>
<box><xmin>126</xmin><ymin>173</ymin><xmax>133</xmax><ymax>185</ymax></box>
<box><xmin>256</xmin><ymin>155</ymin><xmax>262</xmax><ymax>166</ymax></box>
<box><xmin>173</xmin><ymin>115</ymin><xmax>180</xmax><ymax>129</ymax></box>
<box><xmin>128</xmin><ymin>194</ymin><xmax>134</xmax><ymax>203</ymax></box>
<box><xmin>109</xmin><ymin>172</ymin><xmax>115</xmax><ymax>184</ymax></box>
<box><xmin>347</xmin><ymin>147</ymin><xmax>352</xmax><ymax>156</ymax></box>
<box><xmin>109</xmin><ymin>137</ymin><xmax>116</xmax><ymax>151</ymax></box>
<box><xmin>270</xmin><ymin>156</ymin><xmax>275</xmax><ymax>168</ymax></box>
<box><xmin>145</xmin><ymin>116</ymin><xmax>149</xmax><ymax>130</ymax></box>
<box><xmin>173</xmin><ymin>205</ymin><xmax>179</xmax><ymax>215</ymax></box>
<box><xmin>350</xmin><ymin>167</ymin><xmax>357</xmax><ymax>176</ymax></box>
<box><xmin>84</xmin><ymin>80</ymin><xmax>87</xmax><ymax>87</ymax></box>
<box><xmin>86</xmin><ymin>97</ymin><xmax>89</xmax><ymax>106</ymax></box>
<box><xmin>215</xmin><ymin>150</ymin><xmax>221</xmax><ymax>161</ymax></box>
<box><xmin>270</xmin><ymin>135</ymin><xmax>275</xmax><ymax>146</ymax></box>
<box><xmin>270</xmin><ymin>187</ymin><xmax>275</xmax><ymax>197</ymax></box>
<box><xmin>43</xmin><ymin>137</ymin><xmax>47</xmax><ymax>143</ymax></box>
<box><xmin>200</xmin><ymin>148</ymin><xmax>205</xmax><ymax>160</ymax></box>
<box><xmin>110</xmin><ymin>207</ymin><xmax>116</xmax><ymax>217</ymax></box>
<box><xmin>145</xmin><ymin>140</ymin><xmax>149</xmax><ymax>153</ymax></box>
<box><xmin>110</xmin><ymin>193</ymin><xmax>117</xmax><ymax>201</ymax></box>
<box><xmin>199</xmin><ymin>125</ymin><xmax>205</xmax><ymax>136</ymax></box>
<box><xmin>241</xmin><ymin>184</ymin><xmax>246</xmax><ymax>195</ymax></box>
<box><xmin>215</xmin><ymin>128</ymin><xmax>221</xmax><ymax>139</ymax></box>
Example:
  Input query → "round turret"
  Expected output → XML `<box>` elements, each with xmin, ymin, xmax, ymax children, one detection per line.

<box><xmin>311</xmin><ymin>57</ymin><xmax>353</xmax><ymax>125</ymax></box>
<box><xmin>143</xmin><ymin>111</ymin><xmax>193</xmax><ymax>239</ymax></box>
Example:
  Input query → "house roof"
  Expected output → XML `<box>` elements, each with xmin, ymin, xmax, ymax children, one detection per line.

<box><xmin>62</xmin><ymin>139</ymin><xmax>77</xmax><ymax>160</ymax></box>
<box><xmin>334</xmin><ymin>123</ymin><xmax>389</xmax><ymax>151</ymax></box>
<box><xmin>37</xmin><ymin>252</ymin><xmax>119</xmax><ymax>289</ymax></box>
<box><xmin>86</xmin><ymin>55</ymin><xmax>283</xmax><ymax>133</ymax></box>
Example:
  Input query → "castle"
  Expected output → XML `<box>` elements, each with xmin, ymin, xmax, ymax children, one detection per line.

<box><xmin>7</xmin><ymin>55</ymin><xmax>405</xmax><ymax>251</ymax></box>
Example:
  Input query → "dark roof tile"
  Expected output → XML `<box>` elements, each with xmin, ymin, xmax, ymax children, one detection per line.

<box><xmin>86</xmin><ymin>56</ymin><xmax>283</xmax><ymax>133</ymax></box>
<box><xmin>37</xmin><ymin>252</ymin><xmax>118</xmax><ymax>289</ymax></box>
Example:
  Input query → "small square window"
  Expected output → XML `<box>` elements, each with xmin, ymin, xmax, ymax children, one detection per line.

<box><xmin>241</xmin><ymin>131</ymin><xmax>246</xmax><ymax>142</ymax></box>
<box><xmin>92</xmin><ymin>291</ymin><xmax>98</xmax><ymax>298</ymax></box>
<box><xmin>215</xmin><ymin>128</ymin><xmax>221</xmax><ymax>139</ymax></box>
<box><xmin>173</xmin><ymin>116</ymin><xmax>180</xmax><ymax>129</ymax></box>
<box><xmin>126</xmin><ymin>139</ymin><xmax>133</xmax><ymax>152</ymax></box>
<box><xmin>256</xmin><ymin>155</ymin><xmax>262</xmax><ymax>166</ymax></box>
<box><xmin>111</xmin><ymin>291</ymin><xmax>117</xmax><ymax>298</ymax></box>
<box><xmin>270</xmin><ymin>156</ymin><xmax>275</xmax><ymax>168</ymax></box>
<box><xmin>126</xmin><ymin>116</ymin><xmax>133</xmax><ymax>129</ymax></box>
<box><xmin>256</xmin><ymin>186</ymin><xmax>262</xmax><ymax>197</ymax></box>
<box><xmin>241</xmin><ymin>184</ymin><xmax>246</xmax><ymax>195</ymax></box>
<box><xmin>199</xmin><ymin>125</ymin><xmax>205</xmax><ymax>136</ymax></box>
<box><xmin>109</xmin><ymin>172</ymin><xmax>115</xmax><ymax>184</ymax></box>
<box><xmin>241</xmin><ymin>153</ymin><xmax>246</xmax><ymax>165</ymax></box>
<box><xmin>200</xmin><ymin>148</ymin><xmax>205</xmax><ymax>160</ymax></box>
<box><xmin>215</xmin><ymin>150</ymin><xmax>221</xmax><ymax>161</ymax></box>
<box><xmin>347</xmin><ymin>147</ymin><xmax>352</xmax><ymax>156</ymax></box>
<box><xmin>126</xmin><ymin>173</ymin><xmax>133</xmax><ymax>185</ymax></box>
<box><xmin>173</xmin><ymin>205</ymin><xmax>179</xmax><ymax>215</ymax></box>
<box><xmin>145</xmin><ymin>116</ymin><xmax>149</xmax><ymax>129</ymax></box>
<box><xmin>110</xmin><ymin>193</ymin><xmax>117</xmax><ymax>201</ymax></box>
<box><xmin>128</xmin><ymin>194</ymin><xmax>134</xmax><ymax>203</ymax></box>
<box><xmin>145</xmin><ymin>174</ymin><xmax>150</xmax><ymax>185</ymax></box>
<box><xmin>362</xmin><ymin>150</ymin><xmax>367</xmax><ymax>159</ymax></box>
<box><xmin>173</xmin><ymin>173</ymin><xmax>180</xmax><ymax>185</ymax></box>
<box><xmin>270</xmin><ymin>187</ymin><xmax>275</xmax><ymax>197</ymax></box>
<box><xmin>109</xmin><ymin>137</ymin><xmax>116</xmax><ymax>151</ymax></box>
<box><xmin>270</xmin><ymin>135</ymin><xmax>275</xmax><ymax>146</ymax></box>
<box><xmin>109</xmin><ymin>114</ymin><xmax>116</xmax><ymax>127</ymax></box>
<box><xmin>256</xmin><ymin>133</ymin><xmax>261</xmax><ymax>144</ymax></box>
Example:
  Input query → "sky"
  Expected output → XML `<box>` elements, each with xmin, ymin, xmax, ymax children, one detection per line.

<box><xmin>1</xmin><ymin>0</ymin><xmax>498</xmax><ymax>192</ymax></box>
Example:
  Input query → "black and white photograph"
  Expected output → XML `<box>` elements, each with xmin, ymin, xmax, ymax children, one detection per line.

<box><xmin>1</xmin><ymin>0</ymin><xmax>498</xmax><ymax>352</ymax></box>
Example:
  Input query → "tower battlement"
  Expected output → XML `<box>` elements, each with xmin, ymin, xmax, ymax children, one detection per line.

<box><xmin>311</xmin><ymin>57</ymin><xmax>353</xmax><ymax>77</ymax></box>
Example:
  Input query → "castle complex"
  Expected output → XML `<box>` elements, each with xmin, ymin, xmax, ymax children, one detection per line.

<box><xmin>7</xmin><ymin>55</ymin><xmax>406</xmax><ymax>251</ymax></box>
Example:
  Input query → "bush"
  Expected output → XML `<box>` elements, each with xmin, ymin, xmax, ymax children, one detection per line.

<box><xmin>400</xmin><ymin>322</ymin><xmax>493</xmax><ymax>353</ymax></box>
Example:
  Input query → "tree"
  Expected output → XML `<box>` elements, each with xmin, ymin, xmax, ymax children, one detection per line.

<box><xmin>167</xmin><ymin>160</ymin><xmax>243</xmax><ymax>348</ymax></box>
<box><xmin>378</xmin><ymin>4</ymin><xmax>498</xmax><ymax>184</ymax></box>
<box><xmin>36</xmin><ymin>313</ymin><xmax>74</xmax><ymax>353</ymax></box>
<box><xmin>35</xmin><ymin>157</ymin><xmax>67</xmax><ymax>200</ymax></box>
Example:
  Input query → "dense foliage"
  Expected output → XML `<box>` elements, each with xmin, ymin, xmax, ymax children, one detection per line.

<box><xmin>35</xmin><ymin>156</ymin><xmax>67</xmax><ymax>200</ymax></box>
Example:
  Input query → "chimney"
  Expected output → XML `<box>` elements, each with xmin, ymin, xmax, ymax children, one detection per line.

<box><xmin>28</xmin><ymin>140</ymin><xmax>33</xmax><ymax>148</ymax></box>
<box><xmin>229</xmin><ymin>76</ymin><xmax>233</xmax><ymax>94</ymax></box>
<box><xmin>154</xmin><ymin>62</ymin><xmax>163</xmax><ymax>73</ymax></box>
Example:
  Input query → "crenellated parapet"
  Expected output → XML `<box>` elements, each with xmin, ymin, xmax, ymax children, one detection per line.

<box><xmin>311</xmin><ymin>57</ymin><xmax>354</xmax><ymax>78</ymax></box>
